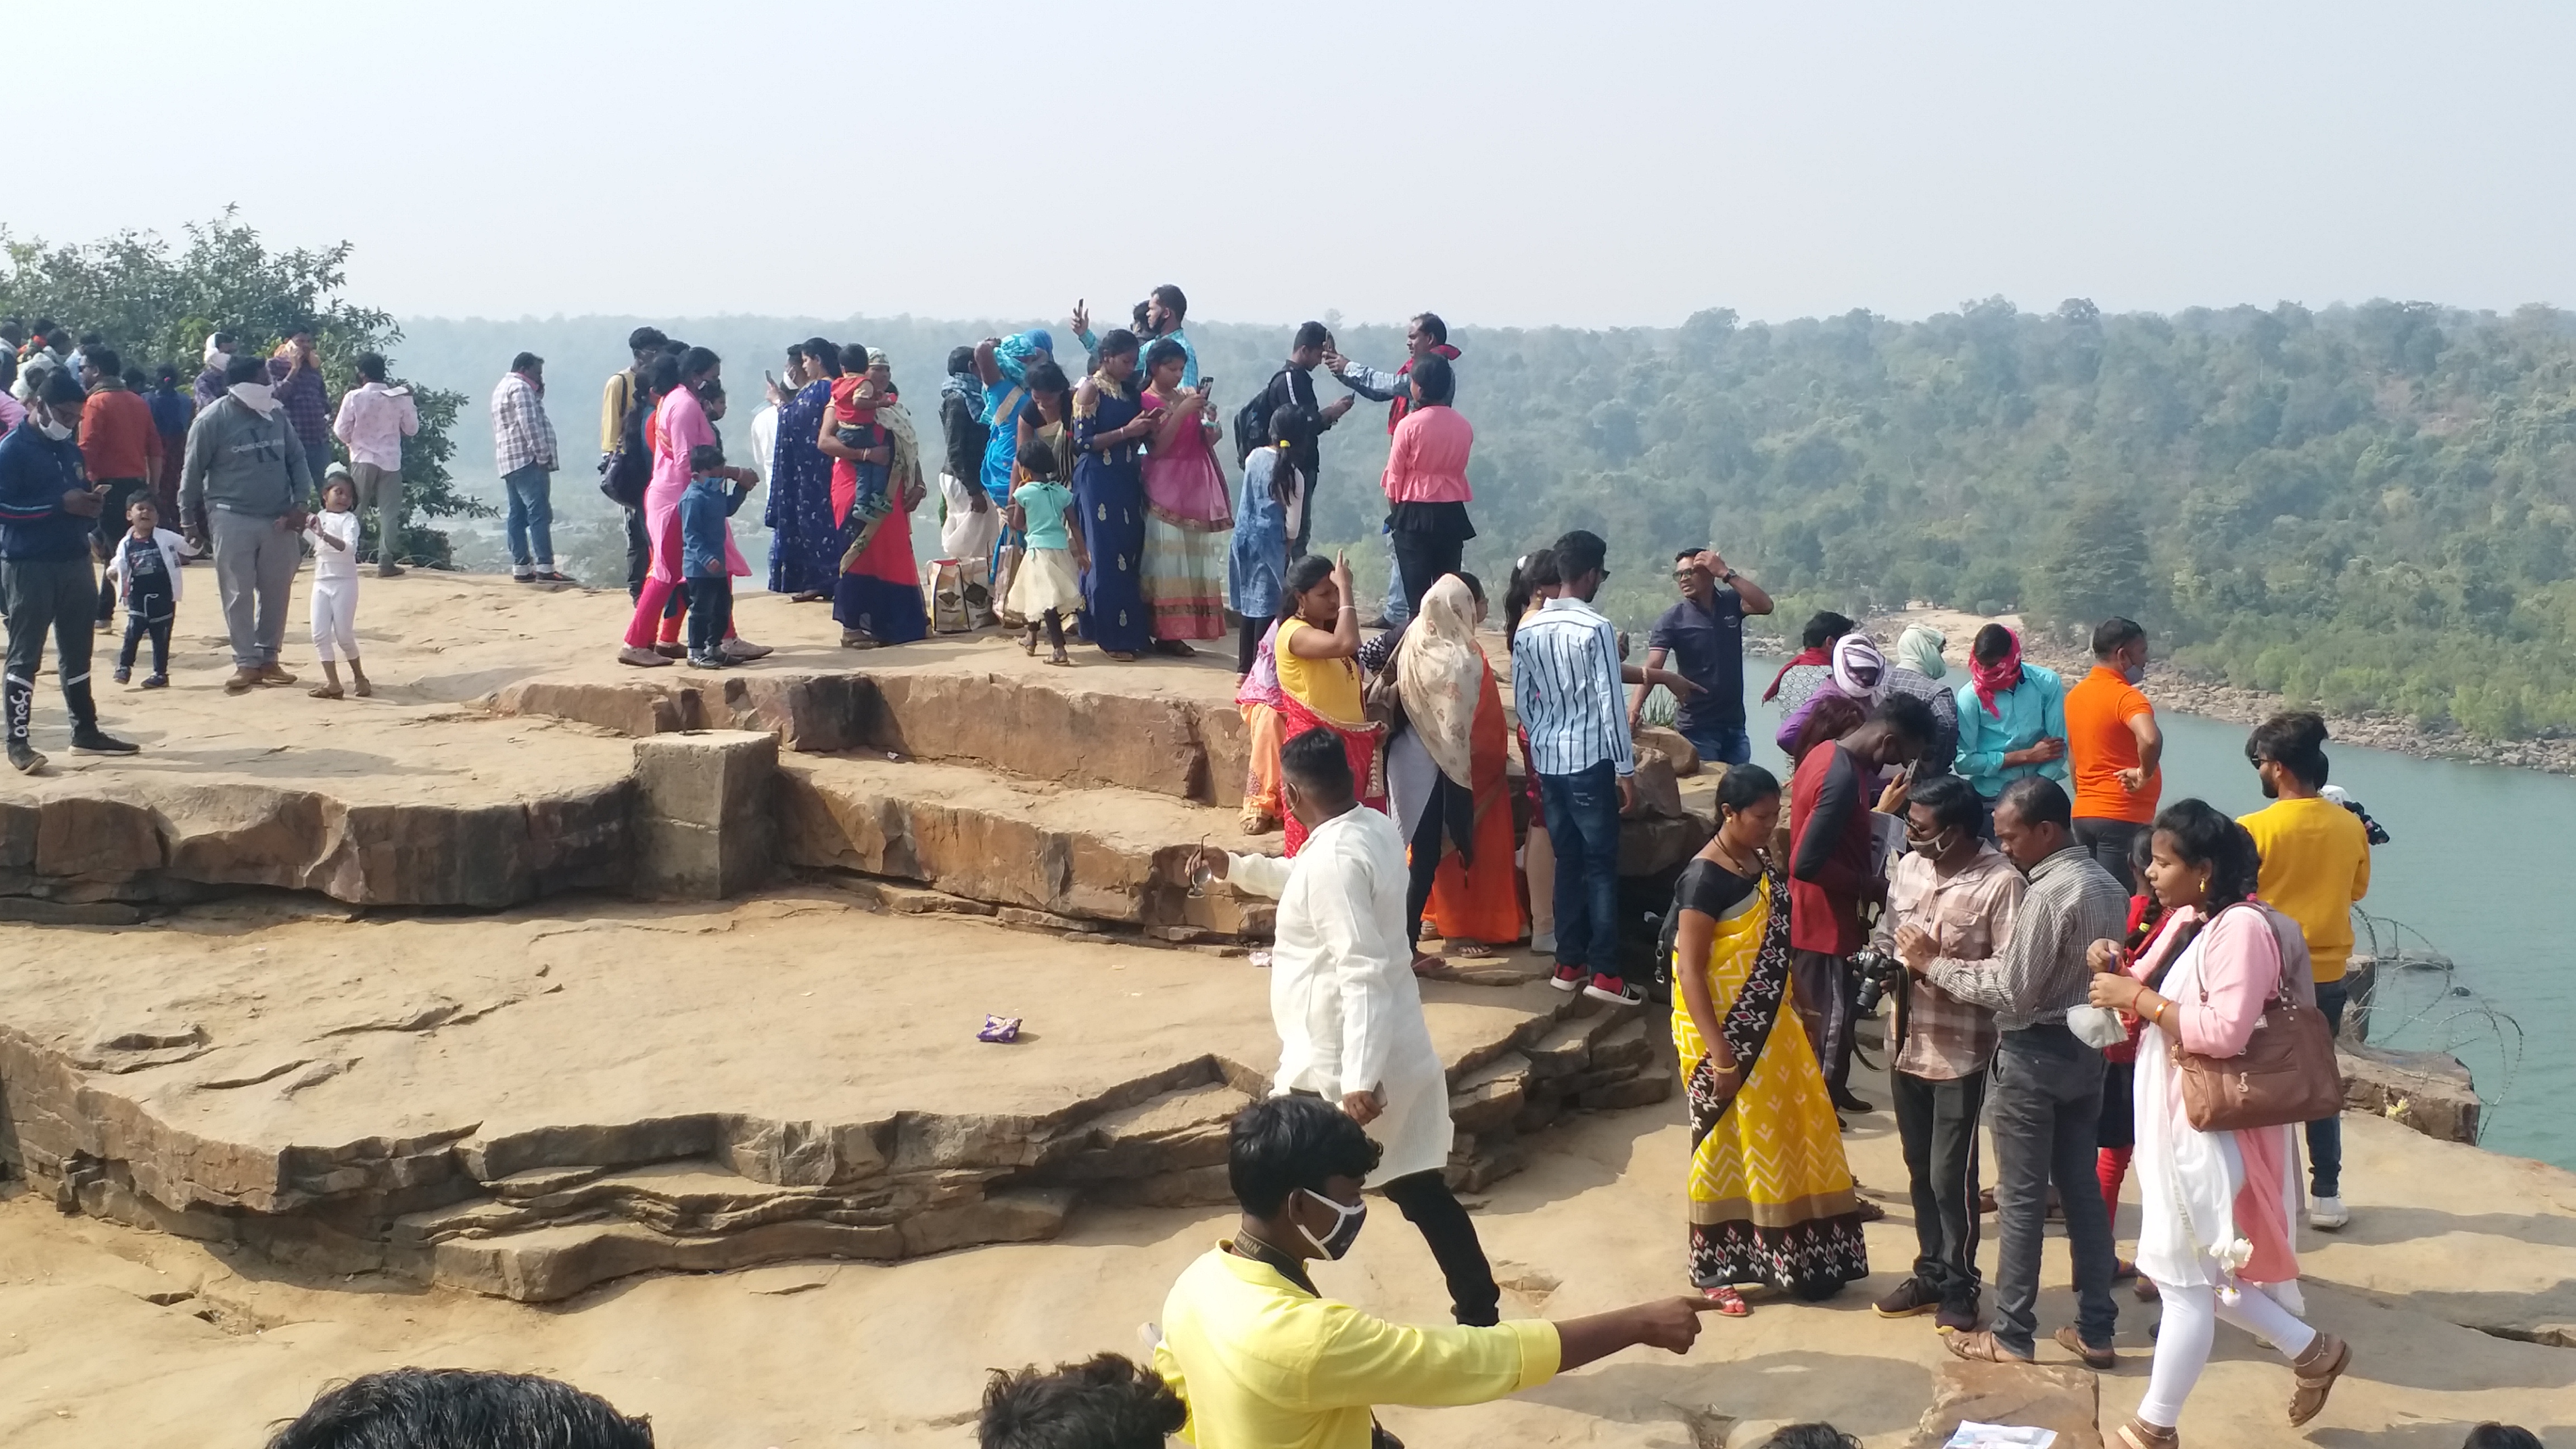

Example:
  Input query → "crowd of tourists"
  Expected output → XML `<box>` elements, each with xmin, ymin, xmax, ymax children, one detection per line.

<box><xmin>1</xmin><ymin>304</ymin><xmax>2505</xmax><ymax>1449</ymax></box>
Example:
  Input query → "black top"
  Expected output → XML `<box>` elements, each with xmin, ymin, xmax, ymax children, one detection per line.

<box><xmin>939</xmin><ymin>391</ymin><xmax>988</xmax><ymax>482</ymax></box>
<box><xmin>119</xmin><ymin>533</ymin><xmax>172</xmax><ymax>603</ymax></box>
<box><xmin>1674</xmin><ymin>854</ymin><xmax>1760</xmax><ymax>920</ymax></box>
<box><xmin>1649</xmin><ymin>590</ymin><xmax>1748</xmax><ymax>730</ymax></box>
<box><xmin>1250</xmin><ymin>366</ymin><xmax>1329</xmax><ymax>481</ymax></box>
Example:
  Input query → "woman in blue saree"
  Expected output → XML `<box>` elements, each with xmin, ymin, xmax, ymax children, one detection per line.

<box><xmin>973</xmin><ymin>328</ymin><xmax>1053</xmax><ymax>591</ymax></box>
<box><xmin>764</xmin><ymin>338</ymin><xmax>842</xmax><ymax>599</ymax></box>
<box><xmin>1070</xmin><ymin>329</ymin><xmax>1160</xmax><ymax>660</ymax></box>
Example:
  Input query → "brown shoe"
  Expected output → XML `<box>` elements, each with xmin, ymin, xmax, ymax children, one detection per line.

<box><xmin>1944</xmin><ymin>1329</ymin><xmax>2034</xmax><ymax>1364</ymax></box>
<box><xmin>224</xmin><ymin>667</ymin><xmax>261</xmax><ymax>695</ymax></box>
<box><xmin>258</xmin><ymin>663</ymin><xmax>297</xmax><ymax>686</ymax></box>
<box><xmin>2288</xmin><ymin>1332</ymin><xmax>2350</xmax><ymax>1427</ymax></box>
<box><xmin>2055</xmin><ymin>1324</ymin><xmax>2116</xmax><ymax>1370</ymax></box>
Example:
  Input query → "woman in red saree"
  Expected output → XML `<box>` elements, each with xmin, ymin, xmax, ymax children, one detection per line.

<box><xmin>1420</xmin><ymin>575</ymin><xmax>1525</xmax><ymax>950</ymax></box>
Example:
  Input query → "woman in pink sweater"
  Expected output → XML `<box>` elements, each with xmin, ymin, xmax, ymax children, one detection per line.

<box><xmin>2087</xmin><ymin>799</ymin><xmax>2354</xmax><ymax>1447</ymax></box>
<box><xmin>1379</xmin><ymin>354</ymin><xmax>1473</xmax><ymax>619</ymax></box>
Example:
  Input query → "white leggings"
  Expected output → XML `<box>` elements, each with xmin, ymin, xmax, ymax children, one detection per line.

<box><xmin>2137</xmin><ymin>1280</ymin><xmax>2319</xmax><ymax>1428</ymax></box>
<box><xmin>310</xmin><ymin>577</ymin><xmax>359</xmax><ymax>662</ymax></box>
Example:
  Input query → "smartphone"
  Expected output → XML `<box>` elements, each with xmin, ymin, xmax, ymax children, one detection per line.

<box><xmin>1198</xmin><ymin>376</ymin><xmax>1215</xmax><ymax>399</ymax></box>
<box><xmin>763</xmin><ymin>369</ymin><xmax>778</xmax><ymax>390</ymax></box>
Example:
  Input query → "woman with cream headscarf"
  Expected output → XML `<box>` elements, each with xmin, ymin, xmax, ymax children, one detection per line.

<box><xmin>1384</xmin><ymin>574</ymin><xmax>1522</xmax><ymax>960</ymax></box>
<box><xmin>1883</xmin><ymin>624</ymin><xmax>1962</xmax><ymax>777</ymax></box>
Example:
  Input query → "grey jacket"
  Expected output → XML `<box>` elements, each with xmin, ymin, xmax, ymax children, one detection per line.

<box><xmin>179</xmin><ymin>395</ymin><xmax>313</xmax><ymax>520</ymax></box>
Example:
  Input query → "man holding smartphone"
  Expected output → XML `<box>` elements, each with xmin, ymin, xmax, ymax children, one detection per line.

<box><xmin>0</xmin><ymin>371</ymin><xmax>139</xmax><ymax>770</ymax></box>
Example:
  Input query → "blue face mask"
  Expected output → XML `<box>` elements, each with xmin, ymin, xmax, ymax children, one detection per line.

<box><xmin>1296</xmin><ymin>1188</ymin><xmax>1367</xmax><ymax>1260</ymax></box>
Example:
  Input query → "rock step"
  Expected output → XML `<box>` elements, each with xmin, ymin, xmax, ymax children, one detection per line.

<box><xmin>778</xmin><ymin>752</ymin><xmax>1273</xmax><ymax>932</ymax></box>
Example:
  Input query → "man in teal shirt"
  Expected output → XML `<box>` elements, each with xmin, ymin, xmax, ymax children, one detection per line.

<box><xmin>1954</xmin><ymin>624</ymin><xmax>2068</xmax><ymax>810</ymax></box>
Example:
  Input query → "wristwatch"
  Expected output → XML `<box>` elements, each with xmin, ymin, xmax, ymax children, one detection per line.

<box><xmin>1720</xmin><ymin>569</ymin><xmax>1740</xmax><ymax>583</ymax></box>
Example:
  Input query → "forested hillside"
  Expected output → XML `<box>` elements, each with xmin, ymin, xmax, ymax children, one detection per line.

<box><xmin>402</xmin><ymin>300</ymin><xmax>2576</xmax><ymax>740</ymax></box>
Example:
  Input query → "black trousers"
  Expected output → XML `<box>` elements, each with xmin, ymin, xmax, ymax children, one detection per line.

<box><xmin>1893</xmin><ymin>1067</ymin><xmax>1988</xmax><ymax>1315</ymax></box>
<box><xmin>3</xmin><ymin>556</ymin><xmax>100</xmax><ymax>739</ymax></box>
<box><xmin>1791</xmin><ymin>949</ymin><xmax>1859</xmax><ymax>1098</ymax></box>
<box><xmin>1390</xmin><ymin>528</ymin><xmax>1465</xmax><ymax>617</ymax></box>
<box><xmin>1379</xmin><ymin>1169</ymin><xmax>1502</xmax><ymax>1326</ymax></box>
<box><xmin>1405</xmin><ymin>773</ymin><xmax>1455</xmax><ymax>946</ymax></box>
<box><xmin>2072</xmin><ymin>818</ymin><xmax>2144</xmax><ymax>892</ymax></box>
<box><xmin>1237</xmin><ymin>613</ymin><xmax>1271</xmax><ymax>677</ymax></box>
<box><xmin>119</xmin><ymin>606</ymin><xmax>173</xmax><ymax>676</ymax></box>
<box><xmin>684</xmin><ymin>576</ymin><xmax>732</xmax><ymax>655</ymax></box>
<box><xmin>93</xmin><ymin>478</ymin><xmax>146</xmax><ymax>622</ymax></box>
<box><xmin>623</xmin><ymin>505</ymin><xmax>651</xmax><ymax>599</ymax></box>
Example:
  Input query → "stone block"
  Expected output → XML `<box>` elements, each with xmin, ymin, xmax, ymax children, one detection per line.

<box><xmin>1909</xmin><ymin>1360</ymin><xmax>2101</xmax><ymax>1449</ymax></box>
<box><xmin>1635</xmin><ymin>726</ymin><xmax>1701</xmax><ymax>775</ymax></box>
<box><xmin>35</xmin><ymin>795</ymin><xmax>162</xmax><ymax>879</ymax></box>
<box><xmin>2340</xmin><ymin>1042</ymin><xmax>2482</xmax><ymax>1145</ymax></box>
<box><xmin>632</xmin><ymin>731</ymin><xmax>779</xmax><ymax>899</ymax></box>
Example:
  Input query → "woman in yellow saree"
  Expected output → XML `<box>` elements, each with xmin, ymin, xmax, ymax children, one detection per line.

<box><xmin>1669</xmin><ymin>763</ymin><xmax>1869</xmax><ymax>1315</ymax></box>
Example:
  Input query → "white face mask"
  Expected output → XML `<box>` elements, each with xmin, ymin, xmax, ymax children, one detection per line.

<box><xmin>228</xmin><ymin>381</ymin><xmax>280</xmax><ymax>416</ymax></box>
<box><xmin>35</xmin><ymin>417</ymin><xmax>71</xmax><ymax>442</ymax></box>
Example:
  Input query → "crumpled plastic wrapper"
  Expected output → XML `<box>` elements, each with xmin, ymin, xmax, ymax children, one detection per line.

<box><xmin>977</xmin><ymin>1014</ymin><xmax>1022</xmax><ymax>1044</ymax></box>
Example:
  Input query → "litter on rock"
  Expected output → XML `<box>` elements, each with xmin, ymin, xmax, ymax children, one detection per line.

<box><xmin>977</xmin><ymin>1015</ymin><xmax>1022</xmax><ymax>1044</ymax></box>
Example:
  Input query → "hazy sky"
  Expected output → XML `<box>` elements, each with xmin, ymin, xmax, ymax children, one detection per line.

<box><xmin>15</xmin><ymin>2</ymin><xmax>2573</xmax><ymax>330</ymax></box>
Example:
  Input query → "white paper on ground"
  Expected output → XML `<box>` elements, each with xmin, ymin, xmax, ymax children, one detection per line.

<box><xmin>1944</xmin><ymin>1427</ymin><xmax>2056</xmax><ymax>1448</ymax></box>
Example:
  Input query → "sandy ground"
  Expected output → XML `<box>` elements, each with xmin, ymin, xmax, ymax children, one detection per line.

<box><xmin>3</xmin><ymin>1073</ymin><xmax>2567</xmax><ymax>1449</ymax></box>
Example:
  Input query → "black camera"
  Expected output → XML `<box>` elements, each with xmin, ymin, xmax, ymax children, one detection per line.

<box><xmin>1852</xmin><ymin>948</ymin><xmax>1905</xmax><ymax>1016</ymax></box>
<box><xmin>2336</xmin><ymin>795</ymin><xmax>2392</xmax><ymax>846</ymax></box>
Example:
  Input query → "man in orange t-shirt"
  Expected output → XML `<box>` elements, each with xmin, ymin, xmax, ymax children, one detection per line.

<box><xmin>2062</xmin><ymin>617</ymin><xmax>2162</xmax><ymax>891</ymax></box>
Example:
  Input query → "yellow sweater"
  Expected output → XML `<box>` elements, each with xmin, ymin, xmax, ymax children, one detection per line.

<box><xmin>2239</xmin><ymin>797</ymin><xmax>2372</xmax><ymax>981</ymax></box>
<box><xmin>1155</xmin><ymin>1247</ymin><xmax>1559</xmax><ymax>1449</ymax></box>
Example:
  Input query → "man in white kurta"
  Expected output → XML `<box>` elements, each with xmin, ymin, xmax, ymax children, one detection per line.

<box><xmin>1223</xmin><ymin>783</ymin><xmax>1503</xmax><ymax>1325</ymax></box>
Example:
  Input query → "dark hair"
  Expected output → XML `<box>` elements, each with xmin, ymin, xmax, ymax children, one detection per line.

<box><xmin>659</xmin><ymin>339</ymin><xmax>689</xmax><ymax>357</ymax></box>
<box><xmin>263</xmin><ymin>1368</ymin><xmax>654</xmax><ymax>1449</ymax></box>
<box><xmin>122</xmin><ymin>366</ymin><xmax>148</xmax><ymax>392</ymax></box>
<box><xmin>1281</xmin><ymin>553</ymin><xmax>1336</xmax><ymax>619</ymax></box>
<box><xmin>785</xmin><ymin>343</ymin><xmax>806</xmax><ymax>365</ymax></box>
<box><xmin>1098</xmin><ymin>328</ymin><xmax>1140</xmax><ymax>362</ymax></box>
<box><xmin>1292</xmin><ymin>321</ymin><xmax>1330</xmax><ymax>353</ymax></box>
<box><xmin>1143</xmin><ymin>337</ymin><xmax>1187</xmax><ymax>376</ymax></box>
<box><xmin>1409</xmin><ymin>353</ymin><xmax>1455</xmax><ymax>406</ymax></box>
<box><xmin>225</xmin><ymin>354</ymin><xmax>269</xmax><ymax>386</ymax></box>
<box><xmin>1792</xmin><ymin>693</ymin><xmax>1865</xmax><ymax>763</ymax></box>
<box><xmin>78</xmin><ymin>331</ymin><xmax>103</xmax><ymax>348</ymax></box>
<box><xmin>2153</xmin><ymin>798</ymin><xmax>2261</xmax><ymax>905</ymax></box>
<box><xmin>1503</xmin><ymin>548</ymin><xmax>1559</xmax><ymax>647</ymax></box>
<box><xmin>155</xmin><ymin>361</ymin><xmax>179</xmax><ymax>388</ymax></box>
<box><xmin>1131</xmin><ymin>301</ymin><xmax>1152</xmax><ymax>332</ymax></box>
<box><xmin>1972</xmin><ymin>622</ymin><xmax>2016</xmax><ymax>665</ymax></box>
<box><xmin>627</xmin><ymin>326</ymin><xmax>667</xmax><ymax>353</ymax></box>
<box><xmin>1151</xmin><ymin>283</ymin><xmax>1187</xmax><ymax>321</ymax></box>
<box><xmin>1716</xmin><ymin>762</ymin><xmax>1781</xmax><ymax>817</ymax></box>
<box><xmin>510</xmin><ymin>351</ymin><xmax>543</xmax><ymax>374</ymax></box>
<box><xmin>1871</xmin><ymin>693</ymin><xmax>1939</xmax><ymax>752</ymax></box>
<box><xmin>804</xmin><ymin>338</ymin><xmax>842</xmax><ymax>377</ymax></box>
<box><xmin>948</xmin><ymin>345</ymin><xmax>977</xmax><ymax>375</ymax></box>
<box><xmin>979</xmin><ymin>1353</ymin><xmax>1187</xmax><ymax>1449</ymax></box>
<box><xmin>2461</xmin><ymin>1426</ymin><xmax>2545</xmax><ymax>1449</ymax></box>
<box><xmin>1412</xmin><ymin>311</ymin><xmax>1448</xmax><ymax>345</ymax></box>
<box><xmin>1910</xmin><ymin>772</ymin><xmax>1982</xmax><ymax>835</ymax></box>
<box><xmin>30</xmin><ymin>317</ymin><xmax>56</xmax><ymax>338</ymax></box>
<box><xmin>647</xmin><ymin>353</ymin><xmax>682</xmax><ymax>395</ymax></box>
<box><xmin>679</xmin><ymin>346</ymin><xmax>720</xmax><ymax>380</ymax></box>
<box><xmin>126</xmin><ymin>494</ymin><xmax>158</xmax><ymax>515</ymax></box>
<box><xmin>40</xmin><ymin>371</ymin><xmax>86</xmax><ymax>408</ymax></box>
<box><xmin>1801</xmin><ymin>610</ymin><xmax>1855</xmax><ymax>650</ymax></box>
<box><xmin>2246</xmin><ymin>711</ymin><xmax>2330</xmax><ymax>788</ymax></box>
<box><xmin>1996</xmin><ymin>775</ymin><xmax>2073</xmax><ymax>832</ymax></box>
<box><xmin>843</xmin><ymin>343</ymin><xmax>870</xmax><ymax>375</ymax></box>
<box><xmin>355</xmin><ymin>351</ymin><xmax>387</xmax><ymax>383</ymax></box>
<box><xmin>1551</xmin><ymin>529</ymin><xmax>1608</xmax><ymax>583</ymax></box>
<box><xmin>1228</xmin><ymin>1095</ymin><xmax>1380</xmax><ymax>1217</ymax></box>
<box><xmin>2092</xmin><ymin>617</ymin><xmax>2146</xmax><ymax>657</ymax></box>
<box><xmin>86</xmin><ymin>346</ymin><xmax>120</xmax><ymax>377</ymax></box>
<box><xmin>1267</xmin><ymin>405</ymin><xmax>1306</xmax><ymax>449</ymax></box>
<box><xmin>1759</xmin><ymin>1428</ymin><xmax>1858</xmax><ymax>1449</ymax></box>
<box><xmin>1281</xmin><ymin>726</ymin><xmax>1354</xmax><ymax>798</ymax></box>
<box><xmin>1455</xmin><ymin>570</ymin><xmax>1483</xmax><ymax>604</ymax></box>
<box><xmin>688</xmin><ymin>443</ymin><xmax>726</xmax><ymax>471</ymax></box>
<box><xmin>1017</xmin><ymin>433</ymin><xmax>1060</xmax><ymax>479</ymax></box>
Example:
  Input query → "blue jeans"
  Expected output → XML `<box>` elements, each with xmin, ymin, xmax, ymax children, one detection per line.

<box><xmin>1677</xmin><ymin>720</ymin><xmax>1752</xmax><ymax>768</ymax></box>
<box><xmin>2308</xmin><ymin>978</ymin><xmax>2350</xmax><ymax>1197</ymax></box>
<box><xmin>1381</xmin><ymin>546</ymin><xmax>1410</xmax><ymax>625</ymax></box>
<box><xmin>1537</xmin><ymin>760</ymin><xmax>1625</xmax><ymax>978</ymax></box>
<box><xmin>504</xmin><ymin>464</ymin><xmax>555</xmax><ymax>569</ymax></box>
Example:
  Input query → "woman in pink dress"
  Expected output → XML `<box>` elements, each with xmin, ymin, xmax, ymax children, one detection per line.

<box><xmin>617</xmin><ymin>348</ymin><xmax>748</xmax><ymax>666</ymax></box>
<box><xmin>1137</xmin><ymin>337</ymin><xmax>1229</xmax><ymax>654</ymax></box>
<box><xmin>2087</xmin><ymin>798</ymin><xmax>2354</xmax><ymax>1447</ymax></box>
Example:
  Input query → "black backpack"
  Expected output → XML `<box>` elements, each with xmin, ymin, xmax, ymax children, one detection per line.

<box><xmin>1234</xmin><ymin>368</ymin><xmax>1289</xmax><ymax>467</ymax></box>
<box><xmin>598</xmin><ymin>385</ymin><xmax>653</xmax><ymax>507</ymax></box>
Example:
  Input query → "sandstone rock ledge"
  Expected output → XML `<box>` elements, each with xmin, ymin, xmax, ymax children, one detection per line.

<box><xmin>0</xmin><ymin>893</ymin><xmax>1669</xmax><ymax>1303</ymax></box>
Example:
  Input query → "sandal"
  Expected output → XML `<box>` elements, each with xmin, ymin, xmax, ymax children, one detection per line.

<box><xmin>1238</xmin><ymin>811</ymin><xmax>1279</xmax><ymax>836</ymax></box>
<box><xmin>308</xmin><ymin>684</ymin><xmax>343</xmax><ymax>700</ymax></box>
<box><xmin>2115</xmin><ymin>1420</ymin><xmax>2178</xmax><ymax>1449</ymax></box>
<box><xmin>1700</xmin><ymin>1285</ymin><xmax>1750</xmax><ymax>1318</ymax></box>
<box><xmin>1045</xmin><ymin>649</ymin><xmax>1073</xmax><ymax>667</ymax></box>
<box><xmin>2054</xmin><ymin>1324</ymin><xmax>2116</xmax><ymax>1370</ymax></box>
<box><xmin>1450</xmin><ymin>943</ymin><xmax>1494</xmax><ymax>959</ymax></box>
<box><xmin>1944</xmin><ymin>1329</ymin><xmax>2034</xmax><ymax>1365</ymax></box>
<box><xmin>2288</xmin><ymin>1332</ymin><xmax>2350</xmax><ymax>1427</ymax></box>
<box><xmin>1022</xmin><ymin>634</ymin><xmax>1040</xmax><ymax>656</ymax></box>
<box><xmin>1105</xmin><ymin>650</ymin><xmax>1138</xmax><ymax>662</ymax></box>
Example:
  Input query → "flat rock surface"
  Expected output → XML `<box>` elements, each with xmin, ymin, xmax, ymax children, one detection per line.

<box><xmin>2</xmin><ymin>1098</ymin><xmax>2568</xmax><ymax>1449</ymax></box>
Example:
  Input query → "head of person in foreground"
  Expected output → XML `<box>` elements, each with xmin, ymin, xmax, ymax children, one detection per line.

<box><xmin>979</xmin><ymin>1353</ymin><xmax>1187</xmax><ymax>1449</ymax></box>
<box><xmin>264</xmin><ymin>1368</ymin><xmax>654</xmax><ymax>1449</ymax></box>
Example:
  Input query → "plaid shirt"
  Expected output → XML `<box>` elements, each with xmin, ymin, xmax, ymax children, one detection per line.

<box><xmin>1873</xmin><ymin>843</ymin><xmax>2020</xmax><ymax>1079</ymax></box>
<box><xmin>491</xmin><ymin>371</ymin><xmax>558</xmax><ymax>475</ymax></box>
<box><xmin>266</xmin><ymin>358</ymin><xmax>333</xmax><ymax>457</ymax></box>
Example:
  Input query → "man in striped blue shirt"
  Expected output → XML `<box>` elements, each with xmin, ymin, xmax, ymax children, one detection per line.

<box><xmin>1510</xmin><ymin>530</ymin><xmax>1641</xmax><ymax>1005</ymax></box>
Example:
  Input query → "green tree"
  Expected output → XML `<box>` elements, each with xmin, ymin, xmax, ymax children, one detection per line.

<box><xmin>2033</xmin><ymin>492</ymin><xmax>2152</xmax><ymax>640</ymax></box>
<box><xmin>0</xmin><ymin>211</ymin><xmax>489</xmax><ymax>564</ymax></box>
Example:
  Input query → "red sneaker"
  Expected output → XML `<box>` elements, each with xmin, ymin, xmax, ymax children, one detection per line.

<box><xmin>1584</xmin><ymin>974</ymin><xmax>1647</xmax><ymax>1007</ymax></box>
<box><xmin>1549</xmin><ymin>964</ymin><xmax>1583</xmax><ymax>993</ymax></box>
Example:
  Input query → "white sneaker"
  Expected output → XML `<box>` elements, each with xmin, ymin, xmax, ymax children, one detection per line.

<box><xmin>2308</xmin><ymin>1195</ymin><xmax>2349</xmax><ymax>1231</ymax></box>
<box><xmin>720</xmin><ymin>636</ymin><xmax>773</xmax><ymax>661</ymax></box>
<box><xmin>616</xmin><ymin>645</ymin><xmax>673</xmax><ymax>669</ymax></box>
<box><xmin>1529</xmin><ymin>930</ymin><xmax>1556</xmax><ymax>955</ymax></box>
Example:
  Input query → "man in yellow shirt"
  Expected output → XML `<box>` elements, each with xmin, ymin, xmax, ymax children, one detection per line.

<box><xmin>1151</xmin><ymin>1097</ymin><xmax>1716</xmax><ymax>1449</ymax></box>
<box><xmin>2239</xmin><ymin>712</ymin><xmax>2371</xmax><ymax>1232</ymax></box>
